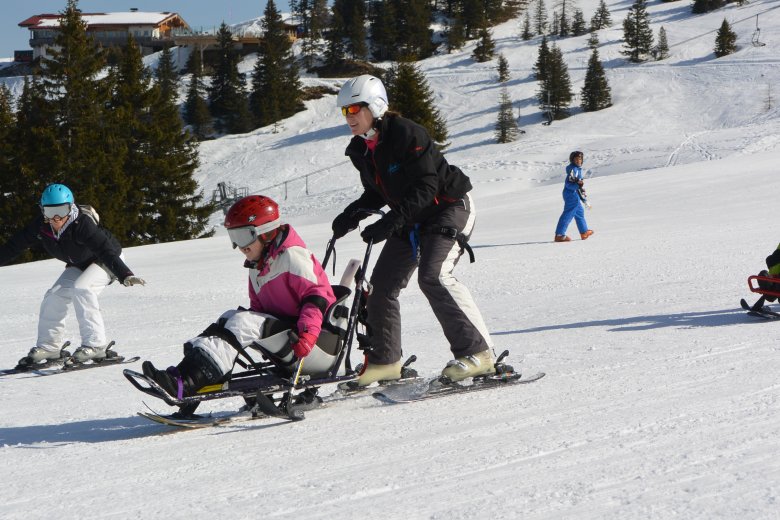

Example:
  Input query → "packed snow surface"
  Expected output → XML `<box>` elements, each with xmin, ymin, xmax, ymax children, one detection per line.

<box><xmin>2</xmin><ymin>1</ymin><xmax>779</xmax><ymax>518</ymax></box>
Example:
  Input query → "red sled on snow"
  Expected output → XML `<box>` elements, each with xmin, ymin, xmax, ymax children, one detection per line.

<box><xmin>740</xmin><ymin>274</ymin><xmax>780</xmax><ymax>319</ymax></box>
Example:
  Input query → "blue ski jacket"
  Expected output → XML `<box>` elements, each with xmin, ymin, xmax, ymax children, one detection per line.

<box><xmin>563</xmin><ymin>163</ymin><xmax>583</xmax><ymax>196</ymax></box>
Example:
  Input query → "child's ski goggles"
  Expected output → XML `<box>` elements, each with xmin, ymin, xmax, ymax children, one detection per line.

<box><xmin>41</xmin><ymin>203</ymin><xmax>71</xmax><ymax>221</ymax></box>
<box><xmin>227</xmin><ymin>226</ymin><xmax>276</xmax><ymax>249</ymax></box>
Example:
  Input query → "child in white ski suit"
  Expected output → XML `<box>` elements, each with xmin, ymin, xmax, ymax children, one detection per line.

<box><xmin>0</xmin><ymin>184</ymin><xmax>145</xmax><ymax>365</ymax></box>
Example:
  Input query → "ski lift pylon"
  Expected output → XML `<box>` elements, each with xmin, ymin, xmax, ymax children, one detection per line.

<box><xmin>752</xmin><ymin>14</ymin><xmax>766</xmax><ymax>47</ymax></box>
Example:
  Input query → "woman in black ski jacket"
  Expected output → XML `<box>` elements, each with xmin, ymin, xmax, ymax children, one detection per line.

<box><xmin>331</xmin><ymin>74</ymin><xmax>495</xmax><ymax>386</ymax></box>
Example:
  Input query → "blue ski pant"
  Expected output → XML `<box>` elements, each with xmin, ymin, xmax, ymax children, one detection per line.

<box><xmin>555</xmin><ymin>190</ymin><xmax>588</xmax><ymax>236</ymax></box>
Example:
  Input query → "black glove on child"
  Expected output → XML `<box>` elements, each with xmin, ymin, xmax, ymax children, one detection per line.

<box><xmin>360</xmin><ymin>215</ymin><xmax>399</xmax><ymax>244</ymax></box>
<box><xmin>332</xmin><ymin>212</ymin><xmax>360</xmax><ymax>239</ymax></box>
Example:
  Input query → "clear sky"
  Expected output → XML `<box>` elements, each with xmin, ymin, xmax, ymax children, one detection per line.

<box><xmin>2</xmin><ymin>1</ymin><xmax>291</xmax><ymax>59</ymax></box>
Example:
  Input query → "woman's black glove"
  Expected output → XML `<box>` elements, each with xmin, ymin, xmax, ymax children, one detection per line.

<box><xmin>360</xmin><ymin>214</ymin><xmax>401</xmax><ymax>244</ymax></box>
<box><xmin>332</xmin><ymin>212</ymin><xmax>360</xmax><ymax>239</ymax></box>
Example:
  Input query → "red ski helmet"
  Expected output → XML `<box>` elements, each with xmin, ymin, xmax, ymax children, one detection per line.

<box><xmin>224</xmin><ymin>195</ymin><xmax>282</xmax><ymax>249</ymax></box>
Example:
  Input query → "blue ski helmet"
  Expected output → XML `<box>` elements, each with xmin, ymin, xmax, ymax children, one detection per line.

<box><xmin>40</xmin><ymin>184</ymin><xmax>74</xmax><ymax>206</ymax></box>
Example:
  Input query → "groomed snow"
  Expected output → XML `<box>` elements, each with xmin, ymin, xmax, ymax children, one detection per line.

<box><xmin>1</xmin><ymin>1</ymin><xmax>779</xmax><ymax>518</ymax></box>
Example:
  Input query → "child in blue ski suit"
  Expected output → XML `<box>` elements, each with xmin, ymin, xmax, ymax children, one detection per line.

<box><xmin>554</xmin><ymin>151</ymin><xmax>593</xmax><ymax>242</ymax></box>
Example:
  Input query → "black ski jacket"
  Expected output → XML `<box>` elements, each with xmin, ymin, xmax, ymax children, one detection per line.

<box><xmin>0</xmin><ymin>211</ymin><xmax>133</xmax><ymax>282</ymax></box>
<box><xmin>343</xmin><ymin>114</ymin><xmax>472</xmax><ymax>232</ymax></box>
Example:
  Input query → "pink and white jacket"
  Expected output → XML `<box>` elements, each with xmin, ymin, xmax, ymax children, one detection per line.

<box><xmin>246</xmin><ymin>225</ymin><xmax>335</xmax><ymax>339</ymax></box>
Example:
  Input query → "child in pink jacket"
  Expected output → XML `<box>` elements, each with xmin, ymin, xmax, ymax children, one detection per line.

<box><xmin>142</xmin><ymin>195</ymin><xmax>335</xmax><ymax>399</ymax></box>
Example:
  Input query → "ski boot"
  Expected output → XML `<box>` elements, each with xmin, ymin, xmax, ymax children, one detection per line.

<box><xmin>580</xmin><ymin>230</ymin><xmax>594</xmax><ymax>240</ymax></box>
<box><xmin>142</xmin><ymin>348</ymin><xmax>223</xmax><ymax>400</ymax></box>
<box><xmin>71</xmin><ymin>345</ymin><xmax>108</xmax><ymax>363</ymax></box>
<box><xmin>440</xmin><ymin>349</ymin><xmax>496</xmax><ymax>383</ymax></box>
<box><xmin>554</xmin><ymin>235</ymin><xmax>571</xmax><ymax>242</ymax></box>
<box><xmin>16</xmin><ymin>344</ymin><xmax>71</xmax><ymax>368</ymax></box>
<box><xmin>356</xmin><ymin>360</ymin><xmax>403</xmax><ymax>387</ymax></box>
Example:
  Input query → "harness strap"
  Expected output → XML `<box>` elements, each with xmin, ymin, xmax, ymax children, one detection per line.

<box><xmin>418</xmin><ymin>225</ymin><xmax>476</xmax><ymax>263</ymax></box>
<box><xmin>197</xmin><ymin>320</ymin><xmax>265</xmax><ymax>372</ymax></box>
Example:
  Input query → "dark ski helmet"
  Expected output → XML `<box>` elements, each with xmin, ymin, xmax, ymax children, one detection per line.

<box><xmin>224</xmin><ymin>195</ymin><xmax>282</xmax><ymax>249</ymax></box>
<box><xmin>40</xmin><ymin>183</ymin><xmax>74</xmax><ymax>206</ymax></box>
<box><xmin>569</xmin><ymin>151</ymin><xmax>584</xmax><ymax>163</ymax></box>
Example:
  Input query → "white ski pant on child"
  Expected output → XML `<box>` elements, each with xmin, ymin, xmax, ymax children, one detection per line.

<box><xmin>189</xmin><ymin>309</ymin><xmax>337</xmax><ymax>377</ymax></box>
<box><xmin>37</xmin><ymin>263</ymin><xmax>112</xmax><ymax>351</ymax></box>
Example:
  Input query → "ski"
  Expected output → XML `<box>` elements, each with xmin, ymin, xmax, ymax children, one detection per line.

<box><xmin>0</xmin><ymin>341</ymin><xmax>72</xmax><ymax>376</ymax></box>
<box><xmin>138</xmin><ymin>411</ymin><xmax>238</xmax><ymax>429</ymax></box>
<box><xmin>740</xmin><ymin>298</ymin><xmax>780</xmax><ymax>320</ymax></box>
<box><xmin>37</xmin><ymin>355</ymin><xmax>141</xmax><ymax>375</ymax></box>
<box><xmin>372</xmin><ymin>371</ymin><xmax>546</xmax><ymax>405</ymax></box>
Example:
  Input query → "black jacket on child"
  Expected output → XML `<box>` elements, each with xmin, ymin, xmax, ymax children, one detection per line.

<box><xmin>0</xmin><ymin>210</ymin><xmax>133</xmax><ymax>283</ymax></box>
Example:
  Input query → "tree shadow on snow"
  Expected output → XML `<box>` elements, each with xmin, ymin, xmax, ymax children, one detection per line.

<box><xmin>496</xmin><ymin>308</ymin><xmax>756</xmax><ymax>335</ymax></box>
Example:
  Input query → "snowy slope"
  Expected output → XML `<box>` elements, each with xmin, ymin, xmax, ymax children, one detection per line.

<box><xmin>2</xmin><ymin>1</ymin><xmax>780</xmax><ymax>519</ymax></box>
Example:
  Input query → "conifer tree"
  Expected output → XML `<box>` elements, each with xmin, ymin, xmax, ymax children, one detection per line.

<box><xmin>550</xmin><ymin>11</ymin><xmax>560</xmax><ymax>36</ymax></box>
<box><xmin>370</xmin><ymin>0</ymin><xmax>399</xmax><ymax>61</ymax></box>
<box><xmin>0</xmin><ymin>84</ymin><xmax>20</xmax><ymax>242</ymax></box>
<box><xmin>581</xmin><ymin>48</ymin><xmax>612</xmax><ymax>112</ymax></box>
<box><xmin>324</xmin><ymin>8</ymin><xmax>347</xmax><ymax>69</ymax></box>
<box><xmin>495</xmin><ymin>87</ymin><xmax>520</xmax><ymax>143</ymax></box>
<box><xmin>714</xmin><ymin>18</ymin><xmax>737</xmax><ymax>57</ymax></box>
<box><xmin>571</xmin><ymin>9</ymin><xmax>587</xmax><ymax>36</ymax></box>
<box><xmin>12</xmin><ymin>77</ymin><xmax>61</xmax><ymax>215</ymax></box>
<box><xmin>621</xmin><ymin>0</ymin><xmax>654</xmax><ymax>63</ymax></box>
<box><xmin>521</xmin><ymin>13</ymin><xmax>534</xmax><ymax>40</ymax></box>
<box><xmin>38</xmin><ymin>0</ymin><xmax>128</xmax><ymax>236</ymax></box>
<box><xmin>537</xmin><ymin>44</ymin><xmax>573</xmax><ymax>120</ymax></box>
<box><xmin>386</xmin><ymin>61</ymin><xmax>449</xmax><ymax>147</ymax></box>
<box><xmin>184</xmin><ymin>51</ymin><xmax>213</xmax><ymax>139</ymax></box>
<box><xmin>533</xmin><ymin>0</ymin><xmax>549</xmax><ymax>36</ymax></box>
<box><xmin>110</xmin><ymin>36</ymin><xmax>155</xmax><ymax>241</ymax></box>
<box><xmin>332</xmin><ymin>0</ymin><xmax>367</xmax><ymax>60</ymax></box>
<box><xmin>462</xmin><ymin>0</ymin><xmax>487</xmax><ymax>39</ymax></box>
<box><xmin>497</xmin><ymin>54</ymin><xmax>510</xmax><ymax>83</ymax></box>
<box><xmin>591</xmin><ymin>0</ymin><xmax>612</xmax><ymax>31</ymax></box>
<box><xmin>397</xmin><ymin>0</ymin><xmax>435</xmax><ymax>60</ymax></box>
<box><xmin>207</xmin><ymin>23</ymin><xmax>252</xmax><ymax>134</ymax></box>
<box><xmin>472</xmin><ymin>24</ymin><xmax>496</xmax><ymax>63</ymax></box>
<box><xmin>250</xmin><ymin>0</ymin><xmax>303</xmax><ymax>128</ymax></box>
<box><xmin>655</xmin><ymin>26</ymin><xmax>670</xmax><ymax>60</ymax></box>
<box><xmin>559</xmin><ymin>4</ymin><xmax>571</xmax><ymax>37</ymax></box>
<box><xmin>155</xmin><ymin>45</ymin><xmax>178</xmax><ymax>104</ymax></box>
<box><xmin>587</xmin><ymin>31</ymin><xmax>600</xmax><ymax>50</ymax></box>
<box><xmin>533</xmin><ymin>35</ymin><xmax>551</xmax><ymax>83</ymax></box>
<box><xmin>446</xmin><ymin>15</ymin><xmax>467</xmax><ymax>52</ymax></box>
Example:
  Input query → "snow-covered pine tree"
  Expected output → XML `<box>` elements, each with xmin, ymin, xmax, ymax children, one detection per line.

<box><xmin>621</xmin><ymin>0</ymin><xmax>654</xmax><ymax>63</ymax></box>
<box><xmin>581</xmin><ymin>48</ymin><xmax>612</xmax><ymax>112</ymax></box>
<box><xmin>714</xmin><ymin>18</ymin><xmax>737</xmax><ymax>58</ymax></box>
<box><xmin>495</xmin><ymin>87</ymin><xmax>520</xmax><ymax>143</ymax></box>
<box><xmin>588</xmin><ymin>31</ymin><xmax>600</xmax><ymax>50</ymax></box>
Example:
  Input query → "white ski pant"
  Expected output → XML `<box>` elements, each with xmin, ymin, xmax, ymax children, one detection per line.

<box><xmin>188</xmin><ymin>309</ymin><xmax>338</xmax><ymax>377</ymax></box>
<box><xmin>37</xmin><ymin>263</ymin><xmax>113</xmax><ymax>351</ymax></box>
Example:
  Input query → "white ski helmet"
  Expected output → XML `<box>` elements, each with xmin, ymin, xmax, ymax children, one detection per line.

<box><xmin>337</xmin><ymin>75</ymin><xmax>389</xmax><ymax>119</ymax></box>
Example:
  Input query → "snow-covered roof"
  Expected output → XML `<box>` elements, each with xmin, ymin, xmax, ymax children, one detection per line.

<box><xmin>27</xmin><ymin>12</ymin><xmax>183</xmax><ymax>29</ymax></box>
